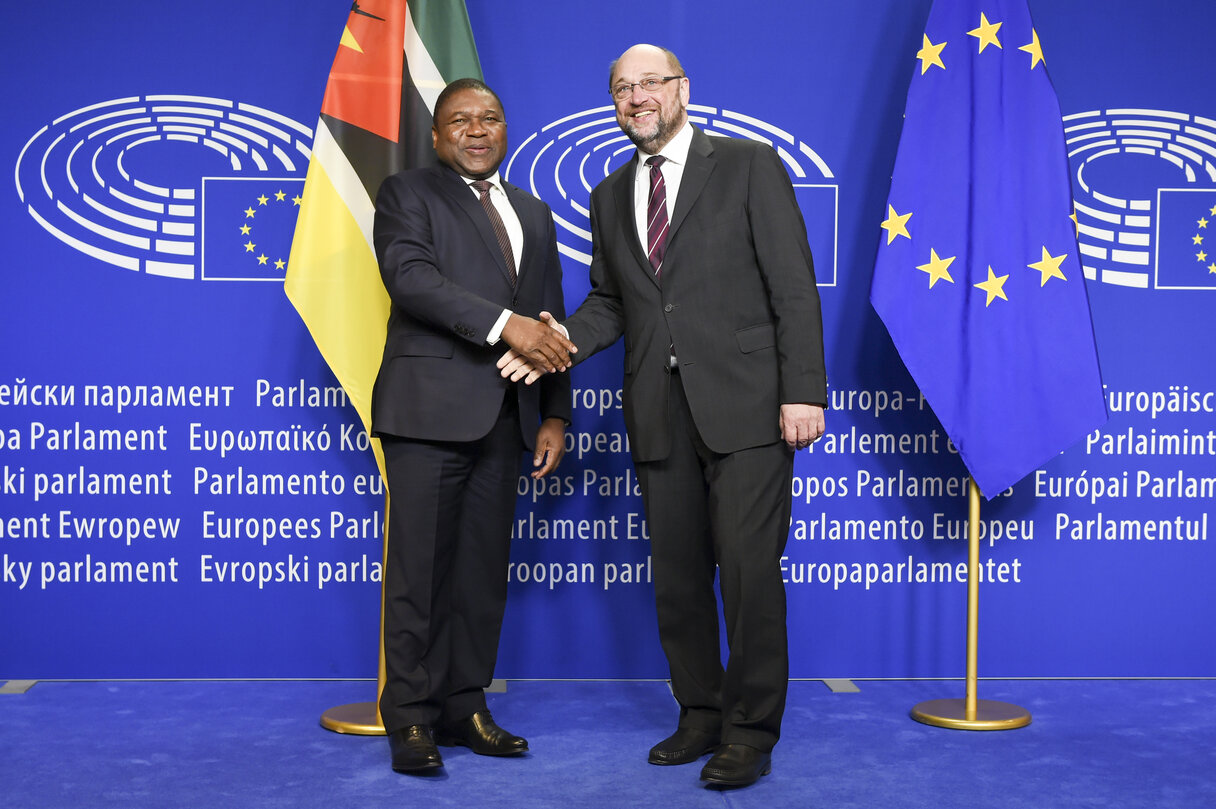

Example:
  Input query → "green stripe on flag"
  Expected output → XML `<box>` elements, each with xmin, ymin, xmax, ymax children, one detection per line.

<box><xmin>411</xmin><ymin>0</ymin><xmax>483</xmax><ymax>85</ymax></box>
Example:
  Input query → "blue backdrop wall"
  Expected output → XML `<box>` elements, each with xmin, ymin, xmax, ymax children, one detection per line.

<box><xmin>2</xmin><ymin>1</ymin><xmax>1213</xmax><ymax>680</ymax></box>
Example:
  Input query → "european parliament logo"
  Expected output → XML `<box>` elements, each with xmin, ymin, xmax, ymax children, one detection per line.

<box><xmin>14</xmin><ymin>94</ymin><xmax>312</xmax><ymax>282</ymax></box>
<box><xmin>504</xmin><ymin>104</ymin><xmax>839</xmax><ymax>286</ymax></box>
<box><xmin>1065</xmin><ymin>107</ymin><xmax>1216</xmax><ymax>291</ymax></box>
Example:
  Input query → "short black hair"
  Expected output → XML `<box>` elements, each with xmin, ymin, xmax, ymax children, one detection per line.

<box><xmin>433</xmin><ymin>77</ymin><xmax>504</xmax><ymax>122</ymax></box>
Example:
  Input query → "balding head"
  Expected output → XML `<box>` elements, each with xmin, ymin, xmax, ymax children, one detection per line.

<box><xmin>608</xmin><ymin>43</ymin><xmax>690</xmax><ymax>153</ymax></box>
<box><xmin>608</xmin><ymin>44</ymin><xmax>684</xmax><ymax>90</ymax></box>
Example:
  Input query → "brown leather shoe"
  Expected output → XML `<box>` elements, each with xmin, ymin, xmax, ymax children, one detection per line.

<box><xmin>648</xmin><ymin>727</ymin><xmax>720</xmax><ymax>765</ymax></box>
<box><xmin>700</xmin><ymin>743</ymin><xmax>771</xmax><ymax>787</ymax></box>
<box><xmin>388</xmin><ymin>725</ymin><xmax>443</xmax><ymax>773</ymax></box>
<box><xmin>435</xmin><ymin>710</ymin><xmax>528</xmax><ymax>756</ymax></box>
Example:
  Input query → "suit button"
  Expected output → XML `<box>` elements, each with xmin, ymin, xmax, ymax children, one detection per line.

<box><xmin>663</xmin><ymin>303</ymin><xmax>674</xmax><ymax>313</ymax></box>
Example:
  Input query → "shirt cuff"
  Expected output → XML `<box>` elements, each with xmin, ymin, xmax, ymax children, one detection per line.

<box><xmin>486</xmin><ymin>308</ymin><xmax>512</xmax><ymax>345</ymax></box>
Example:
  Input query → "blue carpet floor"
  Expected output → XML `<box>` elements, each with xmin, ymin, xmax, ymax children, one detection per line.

<box><xmin>3</xmin><ymin>679</ymin><xmax>1214</xmax><ymax>808</ymax></box>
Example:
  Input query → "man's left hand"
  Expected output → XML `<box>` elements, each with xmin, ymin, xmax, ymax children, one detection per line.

<box><xmin>780</xmin><ymin>404</ymin><xmax>825</xmax><ymax>451</ymax></box>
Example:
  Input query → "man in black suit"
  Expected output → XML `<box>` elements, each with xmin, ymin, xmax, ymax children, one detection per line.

<box><xmin>501</xmin><ymin>44</ymin><xmax>826</xmax><ymax>787</ymax></box>
<box><xmin>371</xmin><ymin>78</ymin><xmax>575</xmax><ymax>775</ymax></box>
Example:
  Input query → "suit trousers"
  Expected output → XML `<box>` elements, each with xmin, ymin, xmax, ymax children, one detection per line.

<box><xmin>378</xmin><ymin>392</ymin><xmax>522</xmax><ymax>733</ymax></box>
<box><xmin>634</xmin><ymin>371</ymin><xmax>794</xmax><ymax>751</ymax></box>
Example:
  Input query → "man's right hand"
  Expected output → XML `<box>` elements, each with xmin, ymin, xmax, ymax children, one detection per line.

<box><xmin>500</xmin><ymin>312</ymin><xmax>577</xmax><ymax>373</ymax></box>
<box><xmin>497</xmin><ymin>348</ymin><xmax>545</xmax><ymax>384</ymax></box>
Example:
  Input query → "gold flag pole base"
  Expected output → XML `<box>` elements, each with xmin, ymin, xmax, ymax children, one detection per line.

<box><xmin>908</xmin><ymin>481</ymin><xmax>1031</xmax><ymax>732</ymax></box>
<box><xmin>910</xmin><ymin>698</ymin><xmax>1031</xmax><ymax>731</ymax></box>
<box><xmin>320</xmin><ymin>489</ymin><xmax>391</xmax><ymax>738</ymax></box>
<box><xmin>320</xmin><ymin>702</ymin><xmax>385</xmax><ymax>735</ymax></box>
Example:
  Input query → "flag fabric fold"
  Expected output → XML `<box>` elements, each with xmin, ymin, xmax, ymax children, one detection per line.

<box><xmin>870</xmin><ymin>0</ymin><xmax>1107</xmax><ymax>498</ymax></box>
<box><xmin>285</xmin><ymin>0</ymin><xmax>482</xmax><ymax>477</ymax></box>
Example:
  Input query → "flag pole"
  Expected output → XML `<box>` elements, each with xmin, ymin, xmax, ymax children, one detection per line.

<box><xmin>289</xmin><ymin>0</ymin><xmax>484</xmax><ymax>737</ymax></box>
<box><xmin>910</xmin><ymin>480</ymin><xmax>1031</xmax><ymax>730</ymax></box>
<box><xmin>319</xmin><ymin>494</ymin><xmax>390</xmax><ymax>735</ymax></box>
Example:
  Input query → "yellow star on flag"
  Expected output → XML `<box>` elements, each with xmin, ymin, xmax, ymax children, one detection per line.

<box><xmin>244</xmin><ymin>207</ymin><xmax>256</xmax><ymax>218</ymax></box>
<box><xmin>1198</xmin><ymin>250</ymin><xmax>1208</xmax><ymax>262</ymax></box>
<box><xmin>917</xmin><ymin>34</ymin><xmax>947</xmax><ymax>74</ymax></box>
<box><xmin>293</xmin><ymin>195</ymin><xmax>303</xmax><ymax>206</ymax></box>
<box><xmin>257</xmin><ymin>195</ymin><xmax>269</xmax><ymax>206</ymax></box>
<box><xmin>1019</xmin><ymin>29</ymin><xmax>1044</xmax><ymax>69</ymax></box>
<box><xmin>275</xmin><ymin>259</ymin><xmax>287</xmax><ymax>270</ymax></box>
<box><xmin>1193</xmin><ymin>234</ymin><xmax>1204</xmax><ymax>245</ymax></box>
<box><xmin>244</xmin><ymin>240</ymin><xmax>256</xmax><ymax>253</ymax></box>
<box><xmin>1028</xmin><ymin>246</ymin><xmax>1067</xmax><ymax>285</ymax></box>
<box><xmin>258</xmin><ymin>254</ymin><xmax>269</xmax><ymax>265</ymax></box>
<box><xmin>916</xmin><ymin>248</ymin><xmax>956</xmax><ymax>288</ymax></box>
<box><xmin>967</xmin><ymin>13</ymin><xmax>1003</xmax><ymax>53</ymax></box>
<box><xmin>240</xmin><ymin>224</ymin><xmax>251</xmax><ymax>235</ymax></box>
<box><xmin>1069</xmin><ymin>209</ymin><xmax>1079</xmax><ymax>236</ymax></box>
<box><xmin>1209</xmin><ymin>263</ymin><xmax>1216</xmax><ymax>274</ymax></box>
<box><xmin>1198</xmin><ymin>217</ymin><xmax>1208</xmax><ymax>229</ymax></box>
<box><xmin>975</xmin><ymin>266</ymin><xmax>1009</xmax><ymax>306</ymax></box>
<box><xmin>339</xmin><ymin>25</ymin><xmax>364</xmax><ymax>53</ymax></box>
<box><xmin>1210</xmin><ymin>204</ymin><xmax>1216</xmax><ymax>216</ymax></box>
<box><xmin>881</xmin><ymin>204</ymin><xmax>913</xmax><ymax>244</ymax></box>
<box><xmin>275</xmin><ymin>190</ymin><xmax>287</xmax><ymax>201</ymax></box>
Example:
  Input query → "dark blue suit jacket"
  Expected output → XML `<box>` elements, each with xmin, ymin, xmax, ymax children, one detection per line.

<box><xmin>370</xmin><ymin>163</ymin><xmax>571</xmax><ymax>448</ymax></box>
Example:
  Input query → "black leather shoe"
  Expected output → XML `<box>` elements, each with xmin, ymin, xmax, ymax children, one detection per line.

<box><xmin>435</xmin><ymin>710</ymin><xmax>528</xmax><ymax>756</ymax></box>
<box><xmin>700</xmin><ymin>744</ymin><xmax>771</xmax><ymax>787</ymax></box>
<box><xmin>648</xmin><ymin>727</ymin><xmax>721</xmax><ymax>765</ymax></box>
<box><xmin>388</xmin><ymin>725</ymin><xmax>443</xmax><ymax>773</ymax></box>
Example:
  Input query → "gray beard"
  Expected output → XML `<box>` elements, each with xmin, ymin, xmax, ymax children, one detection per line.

<box><xmin>624</xmin><ymin>113</ymin><xmax>677</xmax><ymax>151</ymax></box>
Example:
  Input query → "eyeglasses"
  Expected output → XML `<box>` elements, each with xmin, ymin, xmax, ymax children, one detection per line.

<box><xmin>610</xmin><ymin>76</ymin><xmax>683</xmax><ymax>101</ymax></box>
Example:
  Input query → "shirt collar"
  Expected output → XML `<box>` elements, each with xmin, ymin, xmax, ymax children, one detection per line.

<box><xmin>461</xmin><ymin>171</ymin><xmax>504</xmax><ymax>192</ymax></box>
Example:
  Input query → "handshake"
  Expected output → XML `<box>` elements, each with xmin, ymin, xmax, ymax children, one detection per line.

<box><xmin>497</xmin><ymin>311</ymin><xmax>575</xmax><ymax>385</ymax></box>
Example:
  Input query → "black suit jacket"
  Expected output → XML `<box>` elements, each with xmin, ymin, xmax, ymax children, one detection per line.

<box><xmin>370</xmin><ymin>164</ymin><xmax>571</xmax><ymax>448</ymax></box>
<box><xmin>564</xmin><ymin>127</ymin><xmax>826</xmax><ymax>462</ymax></box>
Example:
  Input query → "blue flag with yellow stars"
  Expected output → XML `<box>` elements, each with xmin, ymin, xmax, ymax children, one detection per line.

<box><xmin>870</xmin><ymin>0</ymin><xmax>1108</xmax><ymax>499</ymax></box>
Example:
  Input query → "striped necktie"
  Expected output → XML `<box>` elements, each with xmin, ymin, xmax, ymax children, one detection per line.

<box><xmin>645</xmin><ymin>155</ymin><xmax>669</xmax><ymax>276</ymax></box>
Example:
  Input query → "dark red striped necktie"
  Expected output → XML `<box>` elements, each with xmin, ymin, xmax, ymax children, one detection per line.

<box><xmin>471</xmin><ymin>179</ymin><xmax>517</xmax><ymax>286</ymax></box>
<box><xmin>645</xmin><ymin>155</ymin><xmax>669</xmax><ymax>276</ymax></box>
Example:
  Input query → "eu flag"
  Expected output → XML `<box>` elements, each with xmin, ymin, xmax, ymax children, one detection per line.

<box><xmin>870</xmin><ymin>0</ymin><xmax>1107</xmax><ymax>498</ymax></box>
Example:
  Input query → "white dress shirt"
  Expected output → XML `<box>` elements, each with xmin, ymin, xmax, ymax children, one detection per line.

<box><xmin>632</xmin><ymin>120</ymin><xmax>694</xmax><ymax>252</ymax></box>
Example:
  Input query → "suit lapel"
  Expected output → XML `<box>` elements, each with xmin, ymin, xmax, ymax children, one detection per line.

<box><xmin>435</xmin><ymin>166</ymin><xmax>514</xmax><ymax>287</ymax></box>
<box><xmin>668</xmin><ymin>127</ymin><xmax>714</xmax><ymax>243</ymax></box>
<box><xmin>503</xmin><ymin>181</ymin><xmax>538</xmax><ymax>285</ymax></box>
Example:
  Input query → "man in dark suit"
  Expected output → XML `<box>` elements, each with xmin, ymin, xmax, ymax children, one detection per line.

<box><xmin>501</xmin><ymin>44</ymin><xmax>826</xmax><ymax>787</ymax></box>
<box><xmin>371</xmin><ymin>78</ymin><xmax>575</xmax><ymax>775</ymax></box>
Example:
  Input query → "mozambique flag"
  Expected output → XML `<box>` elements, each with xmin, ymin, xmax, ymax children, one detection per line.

<box><xmin>285</xmin><ymin>0</ymin><xmax>483</xmax><ymax>476</ymax></box>
<box><xmin>869</xmin><ymin>0</ymin><xmax>1107</xmax><ymax>498</ymax></box>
